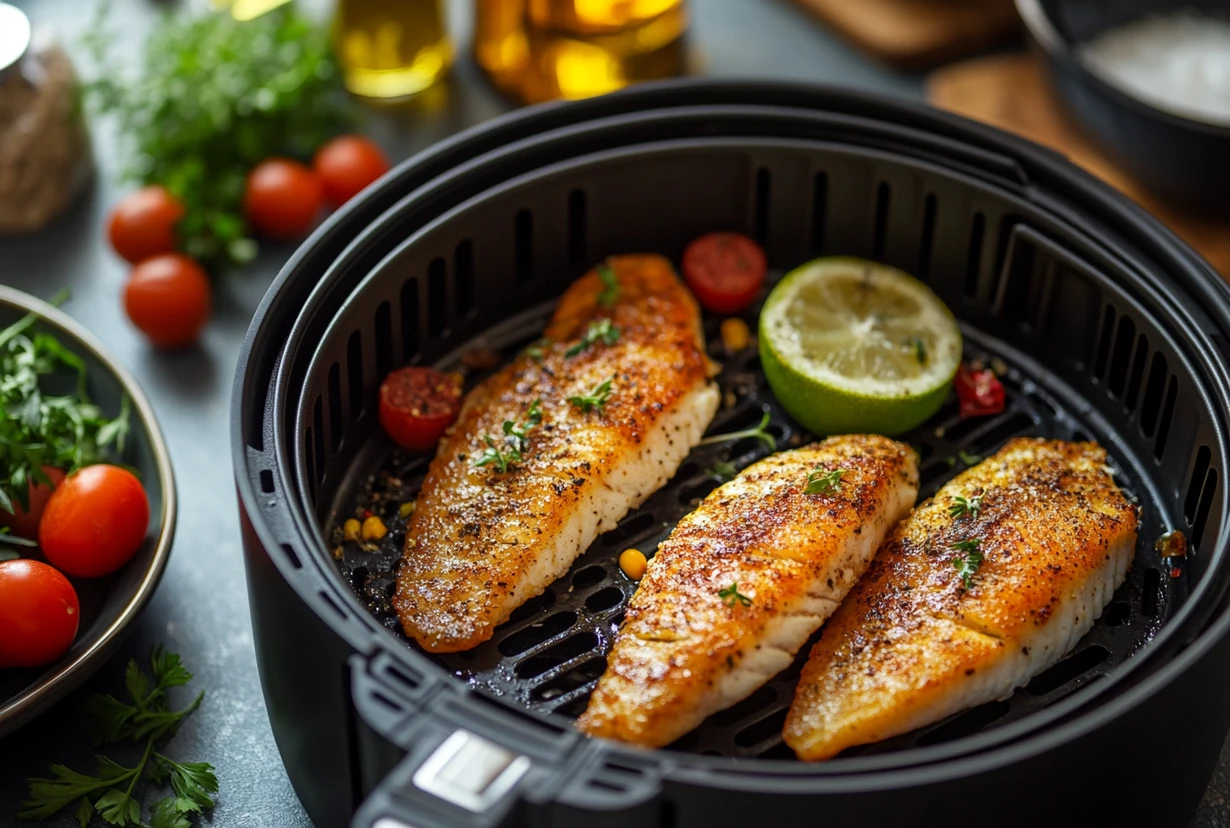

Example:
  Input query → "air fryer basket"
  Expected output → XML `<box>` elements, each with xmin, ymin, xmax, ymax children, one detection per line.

<box><xmin>233</xmin><ymin>82</ymin><xmax>1230</xmax><ymax>828</ymax></box>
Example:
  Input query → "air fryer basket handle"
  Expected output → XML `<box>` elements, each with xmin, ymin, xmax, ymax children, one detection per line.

<box><xmin>349</xmin><ymin>655</ymin><xmax>665</xmax><ymax>828</ymax></box>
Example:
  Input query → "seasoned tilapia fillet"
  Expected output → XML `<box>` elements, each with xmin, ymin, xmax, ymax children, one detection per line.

<box><xmin>785</xmin><ymin>438</ymin><xmax>1139</xmax><ymax>761</ymax></box>
<box><xmin>577</xmin><ymin>435</ymin><xmax>919</xmax><ymax>748</ymax></box>
<box><xmin>395</xmin><ymin>254</ymin><xmax>719</xmax><ymax>653</ymax></box>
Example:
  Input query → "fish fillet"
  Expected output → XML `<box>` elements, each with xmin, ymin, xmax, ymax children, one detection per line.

<box><xmin>395</xmin><ymin>254</ymin><xmax>720</xmax><ymax>653</ymax></box>
<box><xmin>784</xmin><ymin>438</ymin><xmax>1139</xmax><ymax>761</ymax></box>
<box><xmin>577</xmin><ymin>435</ymin><xmax>919</xmax><ymax>748</ymax></box>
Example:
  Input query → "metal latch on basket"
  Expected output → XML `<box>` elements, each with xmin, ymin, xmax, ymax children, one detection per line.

<box><xmin>412</xmin><ymin>730</ymin><xmax>532</xmax><ymax>812</ymax></box>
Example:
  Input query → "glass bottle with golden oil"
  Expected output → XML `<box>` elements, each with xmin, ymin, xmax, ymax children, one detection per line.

<box><xmin>334</xmin><ymin>0</ymin><xmax>453</xmax><ymax>100</ymax></box>
<box><xmin>474</xmin><ymin>0</ymin><xmax>687</xmax><ymax>104</ymax></box>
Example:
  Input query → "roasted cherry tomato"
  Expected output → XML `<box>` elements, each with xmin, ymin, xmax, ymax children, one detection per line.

<box><xmin>123</xmin><ymin>253</ymin><xmax>212</xmax><ymax>349</ymax></box>
<box><xmin>244</xmin><ymin>158</ymin><xmax>324</xmax><ymax>240</ymax></box>
<box><xmin>40</xmin><ymin>465</ymin><xmax>150</xmax><ymax>579</ymax></box>
<box><xmin>682</xmin><ymin>232</ymin><xmax>767</xmax><ymax>314</ymax></box>
<box><xmin>378</xmin><ymin>367</ymin><xmax>463</xmax><ymax>451</ymax></box>
<box><xmin>0</xmin><ymin>466</ymin><xmax>65</xmax><ymax>541</ymax></box>
<box><xmin>0</xmin><ymin>559</ymin><xmax>80</xmax><ymax>668</ymax></box>
<box><xmin>314</xmin><ymin>135</ymin><xmax>391</xmax><ymax>207</ymax></box>
<box><xmin>107</xmin><ymin>185</ymin><xmax>186</xmax><ymax>264</ymax></box>
<box><xmin>955</xmin><ymin>362</ymin><xmax>1006</xmax><ymax>418</ymax></box>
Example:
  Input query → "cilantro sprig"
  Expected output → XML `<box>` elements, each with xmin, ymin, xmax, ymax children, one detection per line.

<box><xmin>952</xmin><ymin>538</ymin><xmax>984</xmax><ymax>589</ymax></box>
<box><xmin>0</xmin><ymin>307</ymin><xmax>131</xmax><ymax>521</ymax></box>
<box><xmin>20</xmin><ymin>647</ymin><xmax>217</xmax><ymax>828</ymax></box>
<box><xmin>565</xmin><ymin>319</ymin><xmax>620</xmax><ymax>358</ymax></box>
<box><xmin>567</xmin><ymin>377</ymin><xmax>614</xmax><ymax>415</ymax></box>
<box><xmin>698</xmin><ymin>410</ymin><xmax>777</xmax><ymax>452</ymax></box>
<box><xmin>805</xmin><ymin>467</ymin><xmax>846</xmax><ymax>496</ymax></box>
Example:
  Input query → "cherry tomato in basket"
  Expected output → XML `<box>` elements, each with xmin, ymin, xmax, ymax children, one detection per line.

<box><xmin>0</xmin><ymin>466</ymin><xmax>65</xmax><ymax>541</ymax></box>
<box><xmin>379</xmin><ymin>367</ymin><xmax>463</xmax><ymax>452</ymax></box>
<box><xmin>107</xmin><ymin>186</ymin><xmax>186</xmax><ymax>264</ymax></box>
<box><xmin>0</xmin><ymin>559</ymin><xmax>79</xmax><ymax>668</ymax></box>
<box><xmin>244</xmin><ymin>158</ymin><xmax>324</xmax><ymax>240</ymax></box>
<box><xmin>314</xmin><ymin>135</ymin><xmax>391</xmax><ymax>207</ymax></box>
<box><xmin>955</xmin><ymin>362</ymin><xmax>1005</xmax><ymax>418</ymax></box>
<box><xmin>123</xmin><ymin>253</ymin><xmax>212</xmax><ymax>349</ymax></box>
<box><xmin>682</xmin><ymin>232</ymin><xmax>767</xmax><ymax>314</ymax></box>
<box><xmin>40</xmin><ymin>465</ymin><xmax>150</xmax><ymax>579</ymax></box>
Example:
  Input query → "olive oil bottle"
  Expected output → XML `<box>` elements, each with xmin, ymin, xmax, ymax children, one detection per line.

<box><xmin>334</xmin><ymin>0</ymin><xmax>453</xmax><ymax>100</ymax></box>
<box><xmin>475</xmin><ymin>0</ymin><xmax>687</xmax><ymax>104</ymax></box>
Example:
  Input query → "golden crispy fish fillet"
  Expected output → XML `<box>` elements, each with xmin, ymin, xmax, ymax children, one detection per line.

<box><xmin>395</xmin><ymin>255</ymin><xmax>720</xmax><ymax>653</ymax></box>
<box><xmin>784</xmin><ymin>438</ymin><xmax>1139</xmax><ymax>761</ymax></box>
<box><xmin>577</xmin><ymin>435</ymin><xmax>919</xmax><ymax>748</ymax></box>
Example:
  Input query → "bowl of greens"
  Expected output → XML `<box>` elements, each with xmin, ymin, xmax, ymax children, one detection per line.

<box><xmin>0</xmin><ymin>286</ymin><xmax>176</xmax><ymax>738</ymax></box>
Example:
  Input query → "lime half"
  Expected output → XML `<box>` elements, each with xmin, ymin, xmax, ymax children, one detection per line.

<box><xmin>759</xmin><ymin>257</ymin><xmax>961</xmax><ymax>437</ymax></box>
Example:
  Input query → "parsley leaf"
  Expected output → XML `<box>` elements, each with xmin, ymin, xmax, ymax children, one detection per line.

<box><xmin>718</xmin><ymin>582</ymin><xmax>752</xmax><ymax>608</ymax></box>
<box><xmin>952</xmin><ymin>538</ymin><xmax>984</xmax><ymax>589</ymax></box>
<box><xmin>596</xmin><ymin>262</ymin><xmax>620</xmax><ymax>308</ymax></box>
<box><xmin>478</xmin><ymin>400</ymin><xmax>543</xmax><ymax>473</ymax></box>
<box><xmin>565</xmin><ymin>319</ymin><xmax>619</xmax><ymax>358</ymax></box>
<box><xmin>474</xmin><ymin>435</ymin><xmax>520</xmax><ymax>474</ymax></box>
<box><xmin>949</xmin><ymin>494</ymin><xmax>983</xmax><ymax>520</ymax></box>
<box><xmin>698</xmin><ymin>410</ymin><xmax>776</xmax><ymax>451</ymax></box>
<box><xmin>567</xmin><ymin>377</ymin><xmax>614</xmax><ymax>415</ymax></box>
<box><xmin>804</xmin><ymin>467</ymin><xmax>846</xmax><ymax>495</ymax></box>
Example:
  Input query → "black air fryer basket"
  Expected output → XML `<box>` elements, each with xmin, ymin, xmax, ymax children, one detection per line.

<box><xmin>232</xmin><ymin>82</ymin><xmax>1230</xmax><ymax>828</ymax></box>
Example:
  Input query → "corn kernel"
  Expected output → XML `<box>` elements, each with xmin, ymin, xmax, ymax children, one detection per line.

<box><xmin>720</xmin><ymin>318</ymin><xmax>751</xmax><ymax>353</ymax></box>
<box><xmin>342</xmin><ymin>518</ymin><xmax>362</xmax><ymax>543</ymax></box>
<box><xmin>361</xmin><ymin>515</ymin><xmax>388</xmax><ymax>542</ymax></box>
<box><xmin>619</xmin><ymin>548</ymin><xmax>648</xmax><ymax>581</ymax></box>
<box><xmin>399</xmin><ymin>501</ymin><xmax>416</xmax><ymax>519</ymax></box>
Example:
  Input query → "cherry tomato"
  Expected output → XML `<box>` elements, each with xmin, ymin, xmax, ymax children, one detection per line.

<box><xmin>0</xmin><ymin>466</ymin><xmax>66</xmax><ymax>541</ymax></box>
<box><xmin>40</xmin><ymin>465</ymin><xmax>150</xmax><ymax>579</ymax></box>
<box><xmin>107</xmin><ymin>186</ymin><xmax>186</xmax><ymax>265</ymax></box>
<box><xmin>123</xmin><ymin>253</ymin><xmax>212</xmax><ymax>349</ymax></box>
<box><xmin>682</xmin><ymin>232</ymin><xmax>767</xmax><ymax>314</ymax></box>
<box><xmin>314</xmin><ymin>135</ymin><xmax>391</xmax><ymax>207</ymax></box>
<box><xmin>0</xmin><ymin>559</ymin><xmax>80</xmax><ymax>668</ymax></box>
<box><xmin>244</xmin><ymin>158</ymin><xmax>324</xmax><ymax>240</ymax></box>
<box><xmin>379</xmin><ymin>367</ymin><xmax>463</xmax><ymax>451</ymax></box>
<box><xmin>955</xmin><ymin>362</ymin><xmax>1006</xmax><ymax>418</ymax></box>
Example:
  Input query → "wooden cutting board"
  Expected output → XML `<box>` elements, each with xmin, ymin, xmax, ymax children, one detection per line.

<box><xmin>791</xmin><ymin>0</ymin><xmax>1021</xmax><ymax>69</ymax></box>
<box><xmin>927</xmin><ymin>52</ymin><xmax>1230</xmax><ymax>277</ymax></box>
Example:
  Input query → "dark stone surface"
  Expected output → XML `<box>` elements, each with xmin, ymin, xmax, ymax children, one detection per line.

<box><xmin>0</xmin><ymin>0</ymin><xmax>1224</xmax><ymax>826</ymax></box>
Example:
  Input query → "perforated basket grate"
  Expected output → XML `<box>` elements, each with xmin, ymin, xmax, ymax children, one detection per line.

<box><xmin>329</xmin><ymin>290</ymin><xmax>1190</xmax><ymax>760</ymax></box>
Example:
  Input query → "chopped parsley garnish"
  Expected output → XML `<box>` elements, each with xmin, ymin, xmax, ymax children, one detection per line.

<box><xmin>476</xmin><ymin>399</ymin><xmax>542</xmax><ymax>472</ymax></box>
<box><xmin>565</xmin><ymin>319</ymin><xmax>619</xmax><ymax>358</ymax></box>
<box><xmin>706</xmin><ymin>460</ymin><xmax>738</xmax><ymax>482</ymax></box>
<box><xmin>596</xmin><ymin>262</ymin><xmax>620</xmax><ymax>309</ymax></box>
<box><xmin>948</xmin><ymin>494</ymin><xmax>983</xmax><ymax>520</ymax></box>
<box><xmin>567</xmin><ymin>377</ymin><xmax>614</xmax><ymax>414</ymax></box>
<box><xmin>718</xmin><ymin>581</ymin><xmax>752</xmax><ymax>608</ymax></box>
<box><xmin>523</xmin><ymin>338</ymin><xmax>551</xmax><ymax>363</ymax></box>
<box><xmin>952</xmin><ymin>538</ymin><xmax>984</xmax><ymax>589</ymax></box>
<box><xmin>698</xmin><ymin>410</ymin><xmax>776</xmax><ymax>451</ymax></box>
<box><xmin>804</xmin><ymin>467</ymin><xmax>846</xmax><ymax>496</ymax></box>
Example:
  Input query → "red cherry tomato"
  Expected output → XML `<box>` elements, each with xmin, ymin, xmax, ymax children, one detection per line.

<box><xmin>955</xmin><ymin>363</ymin><xmax>1006</xmax><ymax>418</ymax></box>
<box><xmin>123</xmin><ymin>253</ymin><xmax>212</xmax><ymax>349</ymax></box>
<box><xmin>682</xmin><ymin>232</ymin><xmax>767</xmax><ymax>314</ymax></box>
<box><xmin>379</xmin><ymin>367</ymin><xmax>463</xmax><ymax>451</ymax></box>
<box><xmin>0</xmin><ymin>466</ymin><xmax>65</xmax><ymax>541</ymax></box>
<box><xmin>107</xmin><ymin>186</ymin><xmax>186</xmax><ymax>265</ymax></box>
<box><xmin>314</xmin><ymin>135</ymin><xmax>391</xmax><ymax>207</ymax></box>
<box><xmin>40</xmin><ymin>465</ymin><xmax>150</xmax><ymax>579</ymax></box>
<box><xmin>244</xmin><ymin>158</ymin><xmax>324</xmax><ymax>240</ymax></box>
<box><xmin>0</xmin><ymin>559</ymin><xmax>80</xmax><ymax>668</ymax></box>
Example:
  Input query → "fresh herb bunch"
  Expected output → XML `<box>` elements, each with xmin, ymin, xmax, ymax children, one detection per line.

<box><xmin>0</xmin><ymin>307</ymin><xmax>130</xmax><ymax>520</ymax></box>
<box><xmin>20</xmin><ymin>647</ymin><xmax>217</xmax><ymax>828</ymax></box>
<box><xmin>84</xmin><ymin>4</ymin><xmax>350</xmax><ymax>268</ymax></box>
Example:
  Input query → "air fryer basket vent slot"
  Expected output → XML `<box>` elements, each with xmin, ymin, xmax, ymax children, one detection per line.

<box><xmin>294</xmin><ymin>139</ymin><xmax>1226</xmax><ymax>765</ymax></box>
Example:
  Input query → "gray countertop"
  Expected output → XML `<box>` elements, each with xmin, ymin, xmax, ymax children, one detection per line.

<box><xmin>0</xmin><ymin>1</ymin><xmax>1226</xmax><ymax>826</ymax></box>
